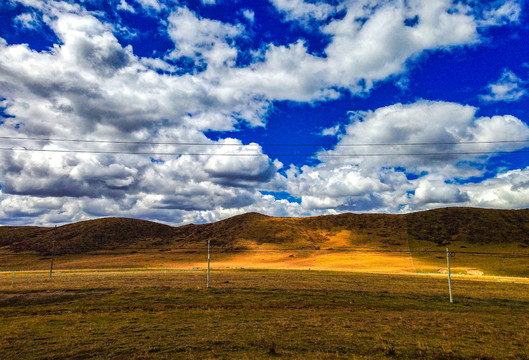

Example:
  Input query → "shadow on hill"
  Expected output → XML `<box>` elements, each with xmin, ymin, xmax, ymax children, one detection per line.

<box><xmin>1</xmin><ymin>207</ymin><xmax>528</xmax><ymax>255</ymax></box>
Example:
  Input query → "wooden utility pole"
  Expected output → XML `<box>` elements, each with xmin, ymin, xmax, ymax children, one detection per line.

<box><xmin>446</xmin><ymin>248</ymin><xmax>453</xmax><ymax>303</ymax></box>
<box><xmin>49</xmin><ymin>226</ymin><xmax>57</xmax><ymax>279</ymax></box>
<box><xmin>207</xmin><ymin>240</ymin><xmax>211</xmax><ymax>288</ymax></box>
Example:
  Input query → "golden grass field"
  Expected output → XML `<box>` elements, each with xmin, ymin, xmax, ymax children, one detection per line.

<box><xmin>2</xmin><ymin>209</ymin><xmax>529</xmax><ymax>358</ymax></box>
<box><xmin>1</xmin><ymin>269</ymin><xmax>529</xmax><ymax>359</ymax></box>
<box><xmin>2</xmin><ymin>208</ymin><xmax>529</xmax><ymax>279</ymax></box>
<box><xmin>2</xmin><ymin>227</ymin><xmax>528</xmax><ymax>279</ymax></box>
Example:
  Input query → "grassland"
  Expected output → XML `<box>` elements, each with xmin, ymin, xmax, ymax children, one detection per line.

<box><xmin>1</xmin><ymin>269</ymin><xmax>529</xmax><ymax>360</ymax></box>
<box><xmin>2</xmin><ymin>207</ymin><xmax>529</xmax><ymax>278</ymax></box>
<box><xmin>1</xmin><ymin>208</ymin><xmax>528</xmax><ymax>359</ymax></box>
<box><xmin>2</xmin><ymin>227</ymin><xmax>528</xmax><ymax>277</ymax></box>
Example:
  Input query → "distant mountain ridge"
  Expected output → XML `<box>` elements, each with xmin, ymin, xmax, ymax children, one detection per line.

<box><xmin>1</xmin><ymin>207</ymin><xmax>529</xmax><ymax>255</ymax></box>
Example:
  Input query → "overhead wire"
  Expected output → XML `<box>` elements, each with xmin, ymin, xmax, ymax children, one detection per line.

<box><xmin>0</xmin><ymin>136</ymin><xmax>529</xmax><ymax>157</ymax></box>
<box><xmin>1</xmin><ymin>135</ymin><xmax>529</xmax><ymax>147</ymax></box>
<box><xmin>1</xmin><ymin>249</ymin><xmax>528</xmax><ymax>257</ymax></box>
<box><xmin>1</xmin><ymin>147</ymin><xmax>529</xmax><ymax>157</ymax></box>
<box><xmin>1</xmin><ymin>135</ymin><xmax>528</xmax><ymax>157</ymax></box>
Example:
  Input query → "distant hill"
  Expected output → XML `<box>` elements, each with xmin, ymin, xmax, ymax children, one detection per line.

<box><xmin>406</xmin><ymin>207</ymin><xmax>529</xmax><ymax>245</ymax></box>
<box><xmin>0</xmin><ymin>217</ymin><xmax>179</xmax><ymax>255</ymax></box>
<box><xmin>1</xmin><ymin>207</ymin><xmax>529</xmax><ymax>255</ymax></box>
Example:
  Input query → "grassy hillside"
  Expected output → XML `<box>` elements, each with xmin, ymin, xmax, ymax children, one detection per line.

<box><xmin>176</xmin><ymin>212</ymin><xmax>407</xmax><ymax>250</ymax></box>
<box><xmin>406</xmin><ymin>207</ymin><xmax>529</xmax><ymax>245</ymax></box>
<box><xmin>1</xmin><ymin>208</ymin><xmax>529</xmax><ymax>255</ymax></box>
<box><xmin>0</xmin><ymin>217</ymin><xmax>180</xmax><ymax>255</ymax></box>
<box><xmin>1</xmin><ymin>208</ymin><xmax>528</xmax><ymax>276</ymax></box>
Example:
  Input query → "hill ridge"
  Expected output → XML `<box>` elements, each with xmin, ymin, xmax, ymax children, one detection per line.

<box><xmin>1</xmin><ymin>207</ymin><xmax>529</xmax><ymax>255</ymax></box>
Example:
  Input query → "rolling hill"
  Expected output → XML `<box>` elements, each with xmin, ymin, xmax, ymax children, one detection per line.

<box><xmin>1</xmin><ymin>207</ymin><xmax>528</xmax><ymax>276</ymax></box>
<box><xmin>1</xmin><ymin>207</ymin><xmax>529</xmax><ymax>255</ymax></box>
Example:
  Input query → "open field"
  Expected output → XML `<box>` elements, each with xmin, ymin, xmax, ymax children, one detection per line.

<box><xmin>1</xmin><ymin>269</ymin><xmax>529</xmax><ymax>359</ymax></box>
<box><xmin>2</xmin><ymin>208</ymin><xmax>529</xmax><ymax>278</ymax></box>
<box><xmin>2</xmin><ymin>244</ymin><xmax>528</xmax><ymax>278</ymax></box>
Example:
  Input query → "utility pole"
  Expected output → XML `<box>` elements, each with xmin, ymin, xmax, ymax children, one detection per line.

<box><xmin>49</xmin><ymin>225</ymin><xmax>57</xmax><ymax>279</ymax></box>
<box><xmin>446</xmin><ymin>248</ymin><xmax>453</xmax><ymax>303</ymax></box>
<box><xmin>207</xmin><ymin>240</ymin><xmax>211</xmax><ymax>289</ymax></box>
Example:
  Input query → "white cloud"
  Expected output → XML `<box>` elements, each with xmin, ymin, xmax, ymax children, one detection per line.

<box><xmin>465</xmin><ymin>167</ymin><xmax>529</xmax><ymax>208</ymax></box>
<box><xmin>480</xmin><ymin>0</ymin><xmax>521</xmax><ymax>26</ymax></box>
<box><xmin>321</xmin><ymin>125</ymin><xmax>340</xmax><ymax>136</ymax></box>
<box><xmin>0</xmin><ymin>1</ymin><xmax>527</xmax><ymax>226</ymax></box>
<box><xmin>135</xmin><ymin>0</ymin><xmax>162</xmax><ymax>11</ymax></box>
<box><xmin>285</xmin><ymin>101</ymin><xmax>529</xmax><ymax>212</ymax></box>
<box><xmin>167</xmin><ymin>7</ymin><xmax>242</xmax><ymax>68</ymax></box>
<box><xmin>117</xmin><ymin>0</ymin><xmax>135</xmax><ymax>13</ymax></box>
<box><xmin>322</xmin><ymin>101</ymin><xmax>529</xmax><ymax>170</ymax></box>
<box><xmin>220</xmin><ymin>0</ymin><xmax>481</xmax><ymax>102</ymax></box>
<box><xmin>411</xmin><ymin>175</ymin><xmax>469</xmax><ymax>206</ymax></box>
<box><xmin>242</xmin><ymin>9</ymin><xmax>255</xmax><ymax>23</ymax></box>
<box><xmin>203</xmin><ymin>140</ymin><xmax>277</xmax><ymax>186</ymax></box>
<box><xmin>14</xmin><ymin>12</ymin><xmax>41</xmax><ymax>29</ymax></box>
<box><xmin>481</xmin><ymin>69</ymin><xmax>526</xmax><ymax>102</ymax></box>
<box><xmin>270</xmin><ymin>0</ymin><xmax>337</xmax><ymax>23</ymax></box>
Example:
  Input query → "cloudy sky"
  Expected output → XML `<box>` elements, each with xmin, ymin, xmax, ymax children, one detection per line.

<box><xmin>1</xmin><ymin>0</ymin><xmax>529</xmax><ymax>226</ymax></box>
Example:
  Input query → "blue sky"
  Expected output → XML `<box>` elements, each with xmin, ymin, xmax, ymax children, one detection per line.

<box><xmin>1</xmin><ymin>0</ymin><xmax>529</xmax><ymax>226</ymax></box>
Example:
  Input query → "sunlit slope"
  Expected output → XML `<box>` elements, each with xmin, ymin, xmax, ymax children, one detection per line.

<box><xmin>179</xmin><ymin>212</ymin><xmax>409</xmax><ymax>250</ymax></box>
<box><xmin>0</xmin><ymin>212</ymin><xmax>410</xmax><ymax>253</ymax></box>
<box><xmin>1</xmin><ymin>208</ymin><xmax>528</xmax><ymax>276</ymax></box>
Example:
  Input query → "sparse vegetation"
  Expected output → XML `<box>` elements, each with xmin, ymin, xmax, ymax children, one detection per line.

<box><xmin>1</xmin><ymin>209</ymin><xmax>528</xmax><ymax>359</ymax></box>
<box><xmin>1</xmin><ymin>269</ymin><xmax>528</xmax><ymax>359</ymax></box>
<box><xmin>1</xmin><ymin>208</ymin><xmax>529</xmax><ymax>277</ymax></box>
<box><xmin>2</xmin><ymin>208</ymin><xmax>529</xmax><ymax>255</ymax></box>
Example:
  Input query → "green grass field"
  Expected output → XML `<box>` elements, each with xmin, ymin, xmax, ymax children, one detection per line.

<box><xmin>1</xmin><ymin>269</ymin><xmax>529</xmax><ymax>359</ymax></box>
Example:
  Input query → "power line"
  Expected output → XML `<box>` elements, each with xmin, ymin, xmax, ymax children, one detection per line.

<box><xmin>1</xmin><ymin>249</ymin><xmax>528</xmax><ymax>257</ymax></box>
<box><xmin>1</xmin><ymin>147</ymin><xmax>529</xmax><ymax>157</ymax></box>
<box><xmin>1</xmin><ymin>135</ymin><xmax>529</xmax><ymax>147</ymax></box>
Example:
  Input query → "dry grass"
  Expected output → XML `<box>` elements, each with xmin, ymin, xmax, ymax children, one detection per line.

<box><xmin>2</xmin><ymin>244</ymin><xmax>526</xmax><ymax>279</ymax></box>
<box><xmin>1</xmin><ymin>269</ymin><xmax>529</xmax><ymax>359</ymax></box>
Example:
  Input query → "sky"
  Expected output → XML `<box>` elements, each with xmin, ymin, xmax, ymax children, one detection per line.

<box><xmin>1</xmin><ymin>0</ymin><xmax>529</xmax><ymax>226</ymax></box>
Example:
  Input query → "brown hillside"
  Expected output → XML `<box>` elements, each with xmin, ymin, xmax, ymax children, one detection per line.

<box><xmin>1</xmin><ymin>207</ymin><xmax>528</xmax><ymax>255</ymax></box>
<box><xmin>405</xmin><ymin>207</ymin><xmax>529</xmax><ymax>245</ymax></box>
<box><xmin>0</xmin><ymin>217</ymin><xmax>179</xmax><ymax>255</ymax></box>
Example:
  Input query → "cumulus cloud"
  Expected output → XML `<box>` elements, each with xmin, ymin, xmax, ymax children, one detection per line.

<box><xmin>135</xmin><ymin>0</ymin><xmax>162</xmax><ymax>11</ymax></box>
<box><xmin>481</xmin><ymin>70</ymin><xmax>527</xmax><ymax>102</ymax></box>
<box><xmin>465</xmin><ymin>167</ymin><xmax>529</xmax><ymax>208</ymax></box>
<box><xmin>167</xmin><ymin>7</ymin><xmax>242</xmax><ymax>68</ymax></box>
<box><xmin>242</xmin><ymin>9</ymin><xmax>255</xmax><ymax>23</ymax></box>
<box><xmin>203</xmin><ymin>140</ymin><xmax>278</xmax><ymax>187</ymax></box>
<box><xmin>411</xmin><ymin>175</ymin><xmax>470</xmax><ymax>206</ymax></box>
<box><xmin>321</xmin><ymin>101</ymin><xmax>529</xmax><ymax>170</ymax></box>
<box><xmin>13</xmin><ymin>12</ymin><xmax>41</xmax><ymax>29</ymax></box>
<box><xmin>270</xmin><ymin>0</ymin><xmax>337</xmax><ymax>23</ymax></box>
<box><xmin>285</xmin><ymin>101</ymin><xmax>529</xmax><ymax>212</ymax></box>
<box><xmin>479</xmin><ymin>0</ymin><xmax>521</xmax><ymax>26</ymax></box>
<box><xmin>321</xmin><ymin>125</ymin><xmax>340</xmax><ymax>136</ymax></box>
<box><xmin>220</xmin><ymin>0</ymin><xmax>482</xmax><ymax>102</ymax></box>
<box><xmin>0</xmin><ymin>0</ymin><xmax>527</xmax><ymax>226</ymax></box>
<box><xmin>117</xmin><ymin>0</ymin><xmax>135</xmax><ymax>13</ymax></box>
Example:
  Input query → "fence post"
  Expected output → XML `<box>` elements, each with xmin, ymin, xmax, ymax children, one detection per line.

<box><xmin>207</xmin><ymin>240</ymin><xmax>210</xmax><ymax>289</ymax></box>
<box><xmin>49</xmin><ymin>225</ymin><xmax>57</xmax><ymax>279</ymax></box>
<box><xmin>446</xmin><ymin>248</ymin><xmax>453</xmax><ymax>303</ymax></box>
